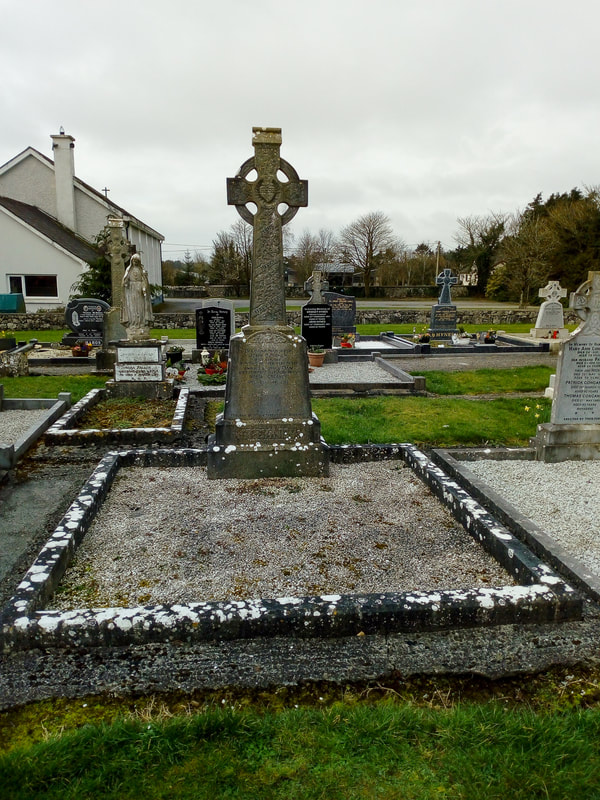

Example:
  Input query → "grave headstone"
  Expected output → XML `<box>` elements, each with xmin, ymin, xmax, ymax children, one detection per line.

<box><xmin>207</xmin><ymin>126</ymin><xmax>328</xmax><ymax>479</ymax></box>
<box><xmin>322</xmin><ymin>291</ymin><xmax>356</xmax><ymax>337</ymax></box>
<box><xmin>531</xmin><ymin>280</ymin><xmax>569</xmax><ymax>339</ymax></box>
<box><xmin>532</xmin><ymin>270</ymin><xmax>600</xmax><ymax>461</ymax></box>
<box><xmin>195</xmin><ymin>299</ymin><xmax>235</xmax><ymax>351</ymax></box>
<box><xmin>62</xmin><ymin>298</ymin><xmax>110</xmax><ymax>347</ymax></box>
<box><xmin>428</xmin><ymin>268</ymin><xmax>459</xmax><ymax>340</ymax></box>
<box><xmin>105</xmin><ymin>341</ymin><xmax>172</xmax><ymax>400</ymax></box>
<box><xmin>301</xmin><ymin>304</ymin><xmax>333</xmax><ymax>350</ymax></box>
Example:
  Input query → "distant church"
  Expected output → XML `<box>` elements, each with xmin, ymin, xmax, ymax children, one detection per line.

<box><xmin>0</xmin><ymin>131</ymin><xmax>164</xmax><ymax>311</ymax></box>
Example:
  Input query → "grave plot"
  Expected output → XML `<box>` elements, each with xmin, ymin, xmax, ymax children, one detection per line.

<box><xmin>44</xmin><ymin>387</ymin><xmax>189</xmax><ymax>446</ymax></box>
<box><xmin>1</xmin><ymin>445</ymin><xmax>579</xmax><ymax>661</ymax></box>
<box><xmin>0</xmin><ymin>390</ymin><xmax>71</xmax><ymax>468</ymax></box>
<box><xmin>433</xmin><ymin>448</ymin><xmax>600</xmax><ymax>602</ymax></box>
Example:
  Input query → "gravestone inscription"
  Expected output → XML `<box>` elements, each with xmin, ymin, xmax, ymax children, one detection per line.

<box><xmin>196</xmin><ymin>305</ymin><xmax>233</xmax><ymax>350</ymax></box>
<box><xmin>322</xmin><ymin>291</ymin><xmax>356</xmax><ymax>336</ymax></box>
<box><xmin>532</xmin><ymin>271</ymin><xmax>600</xmax><ymax>461</ymax></box>
<box><xmin>302</xmin><ymin>304</ymin><xmax>333</xmax><ymax>349</ymax></box>
<box><xmin>62</xmin><ymin>298</ymin><xmax>110</xmax><ymax>347</ymax></box>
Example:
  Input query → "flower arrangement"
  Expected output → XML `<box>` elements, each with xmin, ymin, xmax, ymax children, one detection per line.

<box><xmin>166</xmin><ymin>362</ymin><xmax>189</xmax><ymax>382</ymax></box>
<box><xmin>72</xmin><ymin>341</ymin><xmax>93</xmax><ymax>357</ymax></box>
<box><xmin>340</xmin><ymin>333</ymin><xmax>355</xmax><ymax>348</ymax></box>
<box><xmin>197</xmin><ymin>350</ymin><xmax>228</xmax><ymax>384</ymax></box>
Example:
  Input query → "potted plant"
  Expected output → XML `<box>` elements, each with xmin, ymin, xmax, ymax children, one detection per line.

<box><xmin>483</xmin><ymin>329</ymin><xmax>496</xmax><ymax>344</ymax></box>
<box><xmin>0</xmin><ymin>331</ymin><xmax>17</xmax><ymax>351</ymax></box>
<box><xmin>308</xmin><ymin>346</ymin><xmax>326</xmax><ymax>367</ymax></box>
<box><xmin>166</xmin><ymin>345</ymin><xmax>185</xmax><ymax>367</ymax></box>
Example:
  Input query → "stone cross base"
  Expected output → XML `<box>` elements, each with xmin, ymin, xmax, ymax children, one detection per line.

<box><xmin>530</xmin><ymin>328</ymin><xmax>569</xmax><ymax>339</ymax></box>
<box><xmin>207</xmin><ymin>326</ymin><xmax>329</xmax><ymax>479</ymax></box>
<box><xmin>208</xmin><ymin>414</ymin><xmax>329</xmax><ymax>479</ymax></box>
<box><xmin>531</xmin><ymin>422</ymin><xmax>600</xmax><ymax>462</ymax></box>
<box><xmin>105</xmin><ymin>379</ymin><xmax>174</xmax><ymax>400</ymax></box>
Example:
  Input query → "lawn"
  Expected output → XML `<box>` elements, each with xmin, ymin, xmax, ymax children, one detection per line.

<box><xmin>2</xmin><ymin>699</ymin><xmax>599</xmax><ymax>799</ymax></box>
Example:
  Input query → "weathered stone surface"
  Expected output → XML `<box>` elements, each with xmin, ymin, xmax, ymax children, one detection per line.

<box><xmin>533</xmin><ymin>271</ymin><xmax>600</xmax><ymax>461</ymax></box>
<box><xmin>209</xmin><ymin>126</ymin><xmax>326</xmax><ymax>478</ymax></box>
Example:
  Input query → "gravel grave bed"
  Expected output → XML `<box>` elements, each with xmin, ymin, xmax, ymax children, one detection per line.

<box><xmin>0</xmin><ymin>409</ymin><xmax>48</xmax><ymax>445</ymax></box>
<box><xmin>47</xmin><ymin>461</ymin><xmax>514</xmax><ymax>610</ymax></box>
<box><xmin>468</xmin><ymin>459</ymin><xmax>600</xmax><ymax>575</ymax></box>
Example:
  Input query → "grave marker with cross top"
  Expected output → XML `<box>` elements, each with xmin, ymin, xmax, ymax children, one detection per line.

<box><xmin>227</xmin><ymin>127</ymin><xmax>307</xmax><ymax>328</ymax></box>
<box><xmin>436</xmin><ymin>268</ymin><xmax>458</xmax><ymax>305</ymax></box>
<box><xmin>207</xmin><ymin>127</ymin><xmax>327</xmax><ymax>480</ymax></box>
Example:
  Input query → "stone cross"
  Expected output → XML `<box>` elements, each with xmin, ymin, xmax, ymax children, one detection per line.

<box><xmin>107</xmin><ymin>217</ymin><xmax>132</xmax><ymax>309</ymax></box>
<box><xmin>436</xmin><ymin>268</ymin><xmax>458</xmax><ymax>305</ymax></box>
<box><xmin>570</xmin><ymin>271</ymin><xmax>600</xmax><ymax>335</ymax></box>
<box><xmin>310</xmin><ymin>269</ymin><xmax>325</xmax><ymax>304</ymax></box>
<box><xmin>539</xmin><ymin>280</ymin><xmax>567</xmax><ymax>304</ymax></box>
<box><xmin>227</xmin><ymin>127</ymin><xmax>307</xmax><ymax>327</ymax></box>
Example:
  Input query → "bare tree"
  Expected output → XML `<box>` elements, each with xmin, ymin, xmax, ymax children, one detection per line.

<box><xmin>339</xmin><ymin>211</ymin><xmax>396</xmax><ymax>296</ymax></box>
<box><xmin>230</xmin><ymin>218</ymin><xmax>252</xmax><ymax>287</ymax></box>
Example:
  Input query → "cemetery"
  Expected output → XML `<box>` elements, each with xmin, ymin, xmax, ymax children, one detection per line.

<box><xmin>1</xmin><ymin>127</ymin><xmax>600</xmax><ymax>716</ymax></box>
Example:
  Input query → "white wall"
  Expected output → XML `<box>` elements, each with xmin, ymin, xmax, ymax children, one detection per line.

<box><xmin>0</xmin><ymin>209</ymin><xmax>86</xmax><ymax>311</ymax></box>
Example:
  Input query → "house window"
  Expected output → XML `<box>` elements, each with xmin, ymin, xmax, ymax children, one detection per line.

<box><xmin>24</xmin><ymin>275</ymin><xmax>58</xmax><ymax>297</ymax></box>
<box><xmin>8</xmin><ymin>275</ymin><xmax>58</xmax><ymax>297</ymax></box>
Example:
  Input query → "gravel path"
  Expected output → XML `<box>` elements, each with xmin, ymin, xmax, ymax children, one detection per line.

<box><xmin>0</xmin><ymin>409</ymin><xmax>47</xmax><ymax>445</ymax></box>
<box><xmin>47</xmin><ymin>461</ymin><xmax>513</xmax><ymax>610</ymax></box>
<box><xmin>467</xmin><ymin>460</ymin><xmax>600</xmax><ymax>574</ymax></box>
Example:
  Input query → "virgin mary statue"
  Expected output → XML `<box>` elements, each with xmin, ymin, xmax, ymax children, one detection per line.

<box><xmin>121</xmin><ymin>254</ymin><xmax>153</xmax><ymax>340</ymax></box>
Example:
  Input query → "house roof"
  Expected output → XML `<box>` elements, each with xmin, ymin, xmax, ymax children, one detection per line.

<box><xmin>0</xmin><ymin>195</ymin><xmax>100</xmax><ymax>263</ymax></box>
<box><xmin>0</xmin><ymin>146</ymin><xmax>164</xmax><ymax>241</ymax></box>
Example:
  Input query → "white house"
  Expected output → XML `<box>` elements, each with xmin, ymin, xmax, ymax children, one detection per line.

<box><xmin>0</xmin><ymin>131</ymin><xmax>164</xmax><ymax>311</ymax></box>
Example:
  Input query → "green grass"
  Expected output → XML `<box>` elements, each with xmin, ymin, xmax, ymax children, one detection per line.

<box><xmin>1</xmin><ymin>702</ymin><xmax>599</xmax><ymax>799</ymax></box>
<box><xmin>1</xmin><ymin>374</ymin><xmax>106</xmax><ymax>402</ymax></box>
<box><xmin>414</xmin><ymin>366</ymin><xmax>554</xmax><ymax>395</ymax></box>
<box><xmin>313</xmin><ymin>395</ymin><xmax>546</xmax><ymax>447</ymax></box>
<box><xmin>5</xmin><ymin>322</ymin><xmax>576</xmax><ymax>343</ymax></box>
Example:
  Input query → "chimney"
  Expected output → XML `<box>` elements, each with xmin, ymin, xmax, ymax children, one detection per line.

<box><xmin>50</xmin><ymin>131</ymin><xmax>76</xmax><ymax>230</ymax></box>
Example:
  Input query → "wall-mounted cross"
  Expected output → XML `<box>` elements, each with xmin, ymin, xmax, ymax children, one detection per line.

<box><xmin>227</xmin><ymin>127</ymin><xmax>308</xmax><ymax>327</ymax></box>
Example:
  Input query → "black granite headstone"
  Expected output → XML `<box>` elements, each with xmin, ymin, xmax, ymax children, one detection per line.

<box><xmin>62</xmin><ymin>298</ymin><xmax>110</xmax><ymax>346</ymax></box>
<box><xmin>196</xmin><ymin>306</ymin><xmax>233</xmax><ymax>350</ymax></box>
<box><xmin>301</xmin><ymin>304</ymin><xmax>333</xmax><ymax>349</ymax></box>
<box><xmin>322</xmin><ymin>292</ymin><xmax>356</xmax><ymax>336</ymax></box>
<box><xmin>428</xmin><ymin>304</ymin><xmax>458</xmax><ymax>339</ymax></box>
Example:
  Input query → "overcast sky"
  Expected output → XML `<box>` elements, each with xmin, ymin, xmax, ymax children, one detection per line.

<box><xmin>2</xmin><ymin>0</ymin><xmax>599</xmax><ymax>261</ymax></box>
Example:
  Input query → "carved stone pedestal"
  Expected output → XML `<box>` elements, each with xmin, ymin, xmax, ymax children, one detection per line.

<box><xmin>207</xmin><ymin>327</ymin><xmax>329</xmax><ymax>479</ymax></box>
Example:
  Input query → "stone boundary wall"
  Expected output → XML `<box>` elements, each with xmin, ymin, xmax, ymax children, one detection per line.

<box><xmin>1</xmin><ymin>308</ymin><xmax>580</xmax><ymax>332</ymax></box>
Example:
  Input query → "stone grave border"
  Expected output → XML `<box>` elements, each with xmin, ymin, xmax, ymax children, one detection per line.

<box><xmin>0</xmin><ymin>393</ymin><xmax>72</xmax><ymax>469</ymax></box>
<box><xmin>44</xmin><ymin>387</ymin><xmax>189</xmax><ymax>446</ymax></box>
<box><xmin>1</xmin><ymin>443</ymin><xmax>580</xmax><ymax>661</ymax></box>
<box><xmin>431</xmin><ymin>446</ymin><xmax>600</xmax><ymax>603</ymax></box>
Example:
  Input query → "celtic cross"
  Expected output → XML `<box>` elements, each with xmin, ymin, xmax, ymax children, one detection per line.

<box><xmin>227</xmin><ymin>127</ymin><xmax>308</xmax><ymax>327</ymax></box>
<box><xmin>436</xmin><ymin>268</ymin><xmax>458</xmax><ymax>305</ymax></box>
<box><xmin>570</xmin><ymin>271</ymin><xmax>600</xmax><ymax>336</ymax></box>
<box><xmin>539</xmin><ymin>280</ymin><xmax>567</xmax><ymax>304</ymax></box>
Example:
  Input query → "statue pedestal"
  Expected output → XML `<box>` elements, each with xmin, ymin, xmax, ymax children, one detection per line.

<box><xmin>207</xmin><ymin>326</ymin><xmax>329</xmax><ymax>479</ymax></box>
<box><xmin>105</xmin><ymin>340</ymin><xmax>173</xmax><ymax>400</ymax></box>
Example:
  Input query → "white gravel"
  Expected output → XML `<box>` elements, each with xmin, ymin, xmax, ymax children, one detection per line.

<box><xmin>47</xmin><ymin>461</ymin><xmax>513</xmax><ymax>610</ymax></box>
<box><xmin>467</xmin><ymin>459</ymin><xmax>600</xmax><ymax>573</ymax></box>
<box><xmin>308</xmin><ymin>362</ymin><xmax>401</xmax><ymax>383</ymax></box>
<box><xmin>0</xmin><ymin>409</ymin><xmax>48</xmax><ymax>445</ymax></box>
